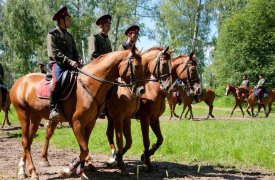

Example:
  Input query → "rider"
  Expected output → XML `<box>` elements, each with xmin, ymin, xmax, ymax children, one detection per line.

<box><xmin>47</xmin><ymin>6</ymin><xmax>82</xmax><ymax>120</ymax></box>
<box><xmin>255</xmin><ymin>74</ymin><xmax>265</xmax><ymax>103</ymax></box>
<box><xmin>238</xmin><ymin>74</ymin><xmax>250</xmax><ymax>101</ymax></box>
<box><xmin>88</xmin><ymin>14</ymin><xmax>112</xmax><ymax>119</ymax></box>
<box><xmin>88</xmin><ymin>14</ymin><xmax>112</xmax><ymax>61</ymax></box>
<box><xmin>118</xmin><ymin>25</ymin><xmax>139</xmax><ymax>51</ymax></box>
<box><xmin>0</xmin><ymin>63</ymin><xmax>8</xmax><ymax>107</ymax></box>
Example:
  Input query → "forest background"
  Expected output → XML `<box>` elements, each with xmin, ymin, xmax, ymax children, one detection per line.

<box><xmin>0</xmin><ymin>0</ymin><xmax>274</xmax><ymax>94</ymax></box>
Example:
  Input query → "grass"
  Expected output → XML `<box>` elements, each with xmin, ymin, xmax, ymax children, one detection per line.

<box><xmin>1</xmin><ymin>103</ymin><xmax>275</xmax><ymax>172</ymax></box>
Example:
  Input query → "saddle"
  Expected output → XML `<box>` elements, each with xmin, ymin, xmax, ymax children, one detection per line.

<box><xmin>254</xmin><ymin>88</ymin><xmax>268</xmax><ymax>99</ymax></box>
<box><xmin>37</xmin><ymin>70</ymin><xmax>77</xmax><ymax>100</ymax></box>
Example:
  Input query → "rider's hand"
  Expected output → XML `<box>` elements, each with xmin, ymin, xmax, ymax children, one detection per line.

<box><xmin>69</xmin><ymin>60</ymin><xmax>79</xmax><ymax>68</ymax></box>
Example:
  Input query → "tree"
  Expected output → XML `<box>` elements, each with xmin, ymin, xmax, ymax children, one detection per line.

<box><xmin>213</xmin><ymin>0</ymin><xmax>275</xmax><ymax>88</ymax></box>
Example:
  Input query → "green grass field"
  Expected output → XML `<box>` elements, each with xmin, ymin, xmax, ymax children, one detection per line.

<box><xmin>1</xmin><ymin>97</ymin><xmax>275</xmax><ymax>172</ymax></box>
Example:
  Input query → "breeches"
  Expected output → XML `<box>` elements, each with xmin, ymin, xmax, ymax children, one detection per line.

<box><xmin>51</xmin><ymin>63</ymin><xmax>64</xmax><ymax>91</ymax></box>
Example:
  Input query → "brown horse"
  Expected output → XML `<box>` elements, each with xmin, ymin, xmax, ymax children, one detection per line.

<box><xmin>245</xmin><ymin>88</ymin><xmax>274</xmax><ymax>117</ymax></box>
<box><xmin>131</xmin><ymin>51</ymin><xmax>200</xmax><ymax>170</ymax></box>
<box><xmin>10</xmin><ymin>47</ymin><xmax>145</xmax><ymax>179</ymax></box>
<box><xmin>104</xmin><ymin>47</ymin><xmax>173</xmax><ymax>171</ymax></box>
<box><xmin>168</xmin><ymin>53</ymin><xmax>201</xmax><ymax>120</ymax></box>
<box><xmin>167</xmin><ymin>86</ymin><xmax>215</xmax><ymax>120</ymax></box>
<box><xmin>225</xmin><ymin>84</ymin><xmax>249</xmax><ymax>117</ymax></box>
<box><xmin>0</xmin><ymin>89</ymin><xmax>12</xmax><ymax>128</ymax></box>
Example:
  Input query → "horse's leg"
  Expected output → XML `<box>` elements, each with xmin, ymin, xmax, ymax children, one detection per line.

<box><xmin>16</xmin><ymin>109</ymin><xmax>39</xmax><ymax>179</ymax></box>
<box><xmin>61</xmin><ymin>120</ymin><xmax>89</xmax><ymax>178</ymax></box>
<box><xmin>168</xmin><ymin>102</ymin><xmax>173</xmax><ymax>120</ymax></box>
<box><xmin>185</xmin><ymin>109</ymin><xmax>189</xmax><ymax>118</ymax></box>
<box><xmin>122</xmin><ymin>118</ymin><xmax>132</xmax><ymax>155</ymax></box>
<box><xmin>83</xmin><ymin>122</ymin><xmax>96</xmax><ymax>170</ymax></box>
<box><xmin>265</xmin><ymin>103</ymin><xmax>272</xmax><ymax>117</ymax></box>
<box><xmin>238</xmin><ymin>104</ymin><xmax>245</xmax><ymax>118</ymax></box>
<box><xmin>5</xmin><ymin>106</ymin><xmax>12</xmax><ymax>126</ymax></box>
<box><xmin>173</xmin><ymin>104</ymin><xmax>179</xmax><ymax>118</ymax></box>
<box><xmin>251</xmin><ymin>104</ymin><xmax>255</xmax><ymax>117</ymax></box>
<box><xmin>106</xmin><ymin>116</ymin><xmax>117</xmax><ymax>167</ymax></box>
<box><xmin>188</xmin><ymin>104</ymin><xmax>193</xmax><ymax>120</ymax></box>
<box><xmin>114</xmin><ymin>117</ymin><xmax>125</xmax><ymax>170</ymax></box>
<box><xmin>148</xmin><ymin>119</ymin><xmax>163</xmax><ymax>159</ymax></box>
<box><xmin>179</xmin><ymin>104</ymin><xmax>187</xmax><ymax>120</ymax></box>
<box><xmin>230</xmin><ymin>104</ymin><xmax>238</xmax><ymax>117</ymax></box>
<box><xmin>41</xmin><ymin>121</ymin><xmax>58</xmax><ymax>167</ymax></box>
<box><xmin>140</xmin><ymin>116</ymin><xmax>153</xmax><ymax>170</ymax></box>
<box><xmin>246</xmin><ymin>104</ymin><xmax>251</xmax><ymax>117</ymax></box>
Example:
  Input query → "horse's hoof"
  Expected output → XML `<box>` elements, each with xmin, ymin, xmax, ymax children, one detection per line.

<box><xmin>17</xmin><ymin>173</ymin><xmax>26</xmax><ymax>180</ymax></box>
<box><xmin>106</xmin><ymin>157</ymin><xmax>117</xmax><ymax>167</ymax></box>
<box><xmin>120</xmin><ymin>168</ymin><xmax>129</xmax><ymax>176</ymax></box>
<box><xmin>40</xmin><ymin>160</ymin><xmax>51</xmax><ymax>167</ymax></box>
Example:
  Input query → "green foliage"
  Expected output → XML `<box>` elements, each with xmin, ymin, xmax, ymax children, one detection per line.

<box><xmin>213</xmin><ymin>0</ymin><xmax>275</xmax><ymax>88</ymax></box>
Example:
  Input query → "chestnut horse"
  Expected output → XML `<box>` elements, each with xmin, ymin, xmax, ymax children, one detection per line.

<box><xmin>168</xmin><ymin>53</ymin><xmax>201</xmax><ymax>120</ymax></box>
<box><xmin>132</xmin><ymin>51</ymin><xmax>200</xmax><ymax>169</ymax></box>
<box><xmin>10</xmin><ymin>47</ymin><xmax>145</xmax><ymax>179</ymax></box>
<box><xmin>167</xmin><ymin>86</ymin><xmax>215</xmax><ymax>120</ymax></box>
<box><xmin>245</xmin><ymin>88</ymin><xmax>274</xmax><ymax>117</ymax></box>
<box><xmin>0</xmin><ymin>90</ymin><xmax>12</xmax><ymax>128</ymax></box>
<box><xmin>105</xmin><ymin>47</ymin><xmax>173</xmax><ymax>171</ymax></box>
<box><xmin>225</xmin><ymin>84</ymin><xmax>249</xmax><ymax>117</ymax></box>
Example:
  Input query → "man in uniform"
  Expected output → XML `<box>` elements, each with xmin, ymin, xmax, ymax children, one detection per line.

<box><xmin>0</xmin><ymin>63</ymin><xmax>8</xmax><ymax>107</ymax></box>
<box><xmin>47</xmin><ymin>6</ymin><xmax>82</xmax><ymax>120</ymax></box>
<box><xmin>118</xmin><ymin>25</ymin><xmax>140</xmax><ymax>50</ymax></box>
<box><xmin>240</xmin><ymin>74</ymin><xmax>249</xmax><ymax>87</ymax></box>
<box><xmin>255</xmin><ymin>74</ymin><xmax>265</xmax><ymax>103</ymax></box>
<box><xmin>237</xmin><ymin>74</ymin><xmax>250</xmax><ymax>101</ymax></box>
<box><xmin>88</xmin><ymin>14</ymin><xmax>112</xmax><ymax>60</ymax></box>
<box><xmin>38</xmin><ymin>63</ymin><xmax>47</xmax><ymax>74</ymax></box>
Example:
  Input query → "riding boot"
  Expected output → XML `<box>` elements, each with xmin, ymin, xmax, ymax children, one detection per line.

<box><xmin>1</xmin><ymin>88</ymin><xmax>7</xmax><ymax>107</ymax></box>
<box><xmin>257</xmin><ymin>95</ymin><xmax>260</xmax><ymax>104</ymax></box>
<box><xmin>49</xmin><ymin>91</ymin><xmax>60</xmax><ymax>120</ymax></box>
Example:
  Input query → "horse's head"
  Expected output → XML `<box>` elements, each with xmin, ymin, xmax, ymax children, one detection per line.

<box><xmin>143</xmin><ymin>46</ymin><xmax>174</xmax><ymax>92</ymax></box>
<box><xmin>225</xmin><ymin>84</ymin><xmax>231</xmax><ymax>96</ymax></box>
<box><xmin>119</xmin><ymin>46</ymin><xmax>145</xmax><ymax>97</ymax></box>
<box><xmin>172</xmin><ymin>51</ymin><xmax>201</xmax><ymax>96</ymax></box>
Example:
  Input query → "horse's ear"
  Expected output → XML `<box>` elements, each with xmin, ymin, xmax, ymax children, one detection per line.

<box><xmin>164</xmin><ymin>46</ymin><xmax>169</xmax><ymax>54</ymax></box>
<box><xmin>189</xmin><ymin>51</ymin><xmax>195</xmax><ymax>60</ymax></box>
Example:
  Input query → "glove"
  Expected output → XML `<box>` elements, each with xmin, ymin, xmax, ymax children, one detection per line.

<box><xmin>68</xmin><ymin>60</ymin><xmax>79</xmax><ymax>68</ymax></box>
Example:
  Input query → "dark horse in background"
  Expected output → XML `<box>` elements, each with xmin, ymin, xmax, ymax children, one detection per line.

<box><xmin>167</xmin><ymin>85</ymin><xmax>215</xmax><ymax>120</ymax></box>
<box><xmin>10</xmin><ymin>47</ymin><xmax>145</xmax><ymax>180</ymax></box>
<box><xmin>0</xmin><ymin>89</ymin><xmax>12</xmax><ymax>128</ymax></box>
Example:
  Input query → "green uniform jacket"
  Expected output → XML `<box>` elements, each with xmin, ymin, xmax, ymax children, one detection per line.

<box><xmin>47</xmin><ymin>26</ymin><xmax>80</xmax><ymax>68</ymax></box>
<box><xmin>88</xmin><ymin>33</ymin><xmax>112</xmax><ymax>60</ymax></box>
<box><xmin>118</xmin><ymin>41</ymin><xmax>137</xmax><ymax>51</ymax></box>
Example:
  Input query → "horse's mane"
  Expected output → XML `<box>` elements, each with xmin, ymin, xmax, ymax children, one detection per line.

<box><xmin>142</xmin><ymin>47</ymin><xmax>164</xmax><ymax>54</ymax></box>
<box><xmin>89</xmin><ymin>50</ymin><xmax>130</xmax><ymax>66</ymax></box>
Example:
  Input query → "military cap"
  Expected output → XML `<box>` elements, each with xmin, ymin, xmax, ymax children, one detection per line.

<box><xmin>52</xmin><ymin>6</ymin><xmax>71</xmax><ymax>21</ymax></box>
<box><xmin>125</xmin><ymin>25</ymin><xmax>140</xmax><ymax>35</ymax></box>
<box><xmin>96</xmin><ymin>14</ymin><xmax>112</xmax><ymax>25</ymax></box>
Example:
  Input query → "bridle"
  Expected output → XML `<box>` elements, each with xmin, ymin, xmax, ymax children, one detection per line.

<box><xmin>178</xmin><ymin>59</ymin><xmax>200</xmax><ymax>87</ymax></box>
<box><xmin>77</xmin><ymin>52</ymin><xmax>142</xmax><ymax>87</ymax></box>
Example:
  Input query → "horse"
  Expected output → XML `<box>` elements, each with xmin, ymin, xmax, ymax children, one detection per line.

<box><xmin>131</xmin><ymin>51</ymin><xmax>200</xmax><ymax>170</ymax></box>
<box><xmin>10</xmin><ymin>46</ymin><xmax>145</xmax><ymax>179</ymax></box>
<box><xmin>104</xmin><ymin>47</ymin><xmax>173</xmax><ymax>171</ymax></box>
<box><xmin>168</xmin><ymin>53</ymin><xmax>201</xmax><ymax>120</ymax></box>
<box><xmin>245</xmin><ymin>88</ymin><xmax>274</xmax><ymax>118</ymax></box>
<box><xmin>225</xmin><ymin>84</ymin><xmax>250</xmax><ymax>117</ymax></box>
<box><xmin>167</xmin><ymin>86</ymin><xmax>215</xmax><ymax>120</ymax></box>
<box><xmin>0</xmin><ymin>89</ymin><xmax>12</xmax><ymax>128</ymax></box>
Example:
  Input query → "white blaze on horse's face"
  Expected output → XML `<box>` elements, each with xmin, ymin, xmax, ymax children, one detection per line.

<box><xmin>225</xmin><ymin>85</ymin><xmax>230</xmax><ymax>96</ymax></box>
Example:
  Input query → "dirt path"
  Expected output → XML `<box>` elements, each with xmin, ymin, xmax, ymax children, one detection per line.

<box><xmin>0</xmin><ymin>130</ymin><xmax>274</xmax><ymax>180</ymax></box>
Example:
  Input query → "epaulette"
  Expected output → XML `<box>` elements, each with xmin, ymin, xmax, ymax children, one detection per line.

<box><xmin>48</xmin><ymin>28</ymin><xmax>58</xmax><ymax>35</ymax></box>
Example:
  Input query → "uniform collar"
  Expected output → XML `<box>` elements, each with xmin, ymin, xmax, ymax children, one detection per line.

<box><xmin>100</xmin><ymin>32</ymin><xmax>108</xmax><ymax>38</ymax></box>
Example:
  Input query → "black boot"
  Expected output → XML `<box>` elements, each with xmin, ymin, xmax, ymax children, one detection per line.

<box><xmin>49</xmin><ymin>91</ymin><xmax>60</xmax><ymax>120</ymax></box>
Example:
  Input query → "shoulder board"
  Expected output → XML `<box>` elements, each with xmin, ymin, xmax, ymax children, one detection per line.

<box><xmin>48</xmin><ymin>28</ymin><xmax>58</xmax><ymax>35</ymax></box>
